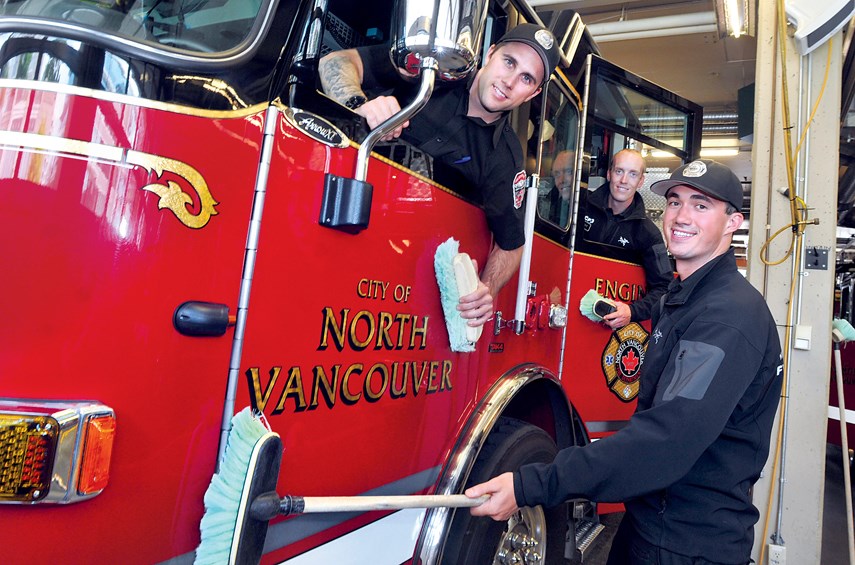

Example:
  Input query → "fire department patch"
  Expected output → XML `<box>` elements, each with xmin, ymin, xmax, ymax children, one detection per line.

<box><xmin>601</xmin><ymin>322</ymin><xmax>649</xmax><ymax>402</ymax></box>
<box><xmin>512</xmin><ymin>170</ymin><xmax>526</xmax><ymax>209</ymax></box>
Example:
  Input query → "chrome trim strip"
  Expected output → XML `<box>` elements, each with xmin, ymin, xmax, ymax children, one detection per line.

<box><xmin>415</xmin><ymin>365</ymin><xmax>553</xmax><ymax>563</ymax></box>
<box><xmin>218</xmin><ymin>104</ymin><xmax>279</xmax><ymax>463</ymax></box>
<box><xmin>0</xmin><ymin>2</ymin><xmax>278</xmax><ymax>72</ymax></box>
<box><xmin>45</xmin><ymin>404</ymin><xmax>115</xmax><ymax>504</ymax></box>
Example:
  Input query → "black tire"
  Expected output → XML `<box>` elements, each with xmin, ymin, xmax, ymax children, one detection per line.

<box><xmin>440</xmin><ymin>417</ymin><xmax>567</xmax><ymax>565</ymax></box>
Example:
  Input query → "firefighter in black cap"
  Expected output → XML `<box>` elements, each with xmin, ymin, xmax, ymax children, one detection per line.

<box><xmin>468</xmin><ymin>160</ymin><xmax>783</xmax><ymax>565</ymax></box>
<box><xmin>319</xmin><ymin>23</ymin><xmax>560</xmax><ymax>330</ymax></box>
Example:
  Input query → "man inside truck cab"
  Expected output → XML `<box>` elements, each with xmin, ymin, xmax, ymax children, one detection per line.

<box><xmin>319</xmin><ymin>23</ymin><xmax>560</xmax><ymax>328</ymax></box>
<box><xmin>541</xmin><ymin>149</ymin><xmax>575</xmax><ymax>226</ymax></box>
<box><xmin>578</xmin><ymin>148</ymin><xmax>672</xmax><ymax>329</ymax></box>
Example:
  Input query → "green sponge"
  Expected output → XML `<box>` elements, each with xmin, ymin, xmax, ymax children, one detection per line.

<box><xmin>579</xmin><ymin>289</ymin><xmax>616</xmax><ymax>322</ymax></box>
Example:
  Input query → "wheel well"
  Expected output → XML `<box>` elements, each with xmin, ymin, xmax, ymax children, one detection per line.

<box><xmin>501</xmin><ymin>373</ymin><xmax>589</xmax><ymax>451</ymax></box>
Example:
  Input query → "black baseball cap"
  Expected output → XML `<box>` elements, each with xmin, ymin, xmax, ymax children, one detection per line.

<box><xmin>651</xmin><ymin>159</ymin><xmax>744</xmax><ymax>211</ymax></box>
<box><xmin>496</xmin><ymin>23</ymin><xmax>560</xmax><ymax>84</ymax></box>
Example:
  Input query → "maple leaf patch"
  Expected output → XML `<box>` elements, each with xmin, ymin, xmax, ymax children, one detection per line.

<box><xmin>601</xmin><ymin>322</ymin><xmax>649</xmax><ymax>402</ymax></box>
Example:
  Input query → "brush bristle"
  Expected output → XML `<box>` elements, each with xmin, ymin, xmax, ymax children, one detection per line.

<box><xmin>435</xmin><ymin>238</ymin><xmax>476</xmax><ymax>352</ymax></box>
<box><xmin>195</xmin><ymin>408</ymin><xmax>269</xmax><ymax>565</ymax></box>
<box><xmin>579</xmin><ymin>289</ymin><xmax>614</xmax><ymax>322</ymax></box>
<box><xmin>834</xmin><ymin>318</ymin><xmax>855</xmax><ymax>343</ymax></box>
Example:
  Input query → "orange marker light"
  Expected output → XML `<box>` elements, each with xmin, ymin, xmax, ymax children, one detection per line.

<box><xmin>77</xmin><ymin>415</ymin><xmax>116</xmax><ymax>495</ymax></box>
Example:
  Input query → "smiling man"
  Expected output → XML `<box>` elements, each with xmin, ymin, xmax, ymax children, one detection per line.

<box><xmin>467</xmin><ymin>160</ymin><xmax>783</xmax><ymax>565</ymax></box>
<box><xmin>319</xmin><ymin>24</ymin><xmax>559</xmax><ymax>329</ymax></box>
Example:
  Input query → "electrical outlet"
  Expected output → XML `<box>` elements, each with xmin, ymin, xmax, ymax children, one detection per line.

<box><xmin>768</xmin><ymin>544</ymin><xmax>786</xmax><ymax>565</ymax></box>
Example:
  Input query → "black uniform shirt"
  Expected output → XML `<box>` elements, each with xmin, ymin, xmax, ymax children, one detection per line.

<box><xmin>514</xmin><ymin>250</ymin><xmax>783</xmax><ymax>563</ymax></box>
<box><xmin>357</xmin><ymin>43</ymin><xmax>526</xmax><ymax>250</ymax></box>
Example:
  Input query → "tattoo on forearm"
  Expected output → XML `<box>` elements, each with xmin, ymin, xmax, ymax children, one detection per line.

<box><xmin>319</xmin><ymin>54</ymin><xmax>365</xmax><ymax>103</ymax></box>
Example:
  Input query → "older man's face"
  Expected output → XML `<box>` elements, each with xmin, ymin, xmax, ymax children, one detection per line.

<box><xmin>551</xmin><ymin>151</ymin><xmax>575</xmax><ymax>199</ymax></box>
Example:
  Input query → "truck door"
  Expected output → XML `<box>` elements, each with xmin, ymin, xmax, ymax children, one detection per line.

<box><xmin>565</xmin><ymin>53</ymin><xmax>703</xmax><ymax>439</ymax></box>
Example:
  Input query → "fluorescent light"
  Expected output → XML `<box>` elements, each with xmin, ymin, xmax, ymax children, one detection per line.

<box><xmin>700</xmin><ymin>147</ymin><xmax>740</xmax><ymax>157</ymax></box>
<box><xmin>648</xmin><ymin>148</ymin><xmax>739</xmax><ymax>159</ymax></box>
<box><xmin>714</xmin><ymin>0</ymin><xmax>750</xmax><ymax>38</ymax></box>
<box><xmin>726</xmin><ymin>0</ymin><xmax>743</xmax><ymax>38</ymax></box>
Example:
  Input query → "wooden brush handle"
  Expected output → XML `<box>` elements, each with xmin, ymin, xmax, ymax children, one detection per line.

<box><xmin>252</xmin><ymin>492</ymin><xmax>490</xmax><ymax>519</ymax></box>
<box><xmin>300</xmin><ymin>494</ymin><xmax>490</xmax><ymax>513</ymax></box>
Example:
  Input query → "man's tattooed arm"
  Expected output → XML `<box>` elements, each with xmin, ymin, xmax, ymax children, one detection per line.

<box><xmin>319</xmin><ymin>50</ymin><xmax>366</xmax><ymax>103</ymax></box>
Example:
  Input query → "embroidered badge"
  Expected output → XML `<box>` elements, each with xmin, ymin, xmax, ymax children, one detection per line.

<box><xmin>512</xmin><ymin>170</ymin><xmax>526</xmax><ymax>209</ymax></box>
<box><xmin>601</xmin><ymin>322</ymin><xmax>649</xmax><ymax>402</ymax></box>
<box><xmin>535</xmin><ymin>29</ymin><xmax>554</xmax><ymax>50</ymax></box>
<box><xmin>681</xmin><ymin>160</ymin><xmax>707</xmax><ymax>178</ymax></box>
<box><xmin>584</xmin><ymin>215</ymin><xmax>594</xmax><ymax>232</ymax></box>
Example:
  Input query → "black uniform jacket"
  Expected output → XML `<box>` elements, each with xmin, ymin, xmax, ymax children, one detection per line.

<box><xmin>357</xmin><ymin>43</ymin><xmax>526</xmax><ymax>250</ymax></box>
<box><xmin>514</xmin><ymin>250</ymin><xmax>783</xmax><ymax>563</ymax></box>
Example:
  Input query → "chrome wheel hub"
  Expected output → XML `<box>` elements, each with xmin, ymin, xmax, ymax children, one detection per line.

<box><xmin>492</xmin><ymin>506</ymin><xmax>547</xmax><ymax>565</ymax></box>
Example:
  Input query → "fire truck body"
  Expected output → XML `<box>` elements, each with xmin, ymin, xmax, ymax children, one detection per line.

<box><xmin>0</xmin><ymin>0</ymin><xmax>700</xmax><ymax>563</ymax></box>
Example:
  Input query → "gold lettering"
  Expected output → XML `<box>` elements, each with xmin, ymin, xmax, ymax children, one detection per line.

<box><xmin>440</xmin><ymin>360</ymin><xmax>453</xmax><ymax>391</ymax></box>
<box><xmin>618</xmin><ymin>283</ymin><xmax>632</xmax><ymax>302</ymax></box>
<box><xmin>309</xmin><ymin>365</ymin><xmax>341</xmax><ymax>410</ymax></box>
<box><xmin>411</xmin><ymin>361</ymin><xmax>427</xmax><ymax>395</ymax></box>
<box><xmin>594</xmin><ymin>278</ymin><xmax>606</xmax><ymax>295</ymax></box>
<box><xmin>426</xmin><ymin>361</ymin><xmax>439</xmax><ymax>393</ymax></box>
<box><xmin>604</xmin><ymin>279</ymin><xmax>618</xmax><ymax>300</ymax></box>
<box><xmin>390</xmin><ymin>362</ymin><xmax>408</xmax><ymax>398</ymax></box>
<box><xmin>357</xmin><ymin>279</ymin><xmax>370</xmax><ymax>298</ymax></box>
<box><xmin>245</xmin><ymin>367</ymin><xmax>281</xmax><ymax>413</ymax></box>
<box><xmin>410</xmin><ymin>315</ymin><xmax>429</xmax><ymax>349</ymax></box>
<box><xmin>349</xmin><ymin>310</ymin><xmax>375</xmax><ymax>350</ymax></box>
<box><xmin>341</xmin><ymin>364</ymin><xmax>363</xmax><ymax>404</ymax></box>
<box><xmin>319</xmin><ymin>307</ymin><xmax>348</xmax><ymax>351</ymax></box>
<box><xmin>376</xmin><ymin>311</ymin><xmax>395</xmax><ymax>349</ymax></box>
<box><xmin>364</xmin><ymin>363</ymin><xmax>389</xmax><ymax>402</ymax></box>
<box><xmin>394</xmin><ymin>313</ymin><xmax>411</xmax><ymax>348</ymax></box>
<box><xmin>273</xmin><ymin>367</ymin><xmax>307</xmax><ymax>414</ymax></box>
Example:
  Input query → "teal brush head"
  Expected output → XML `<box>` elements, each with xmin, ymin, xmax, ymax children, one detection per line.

<box><xmin>579</xmin><ymin>289</ymin><xmax>616</xmax><ymax>322</ymax></box>
<box><xmin>195</xmin><ymin>407</ymin><xmax>270</xmax><ymax>565</ymax></box>
<box><xmin>435</xmin><ymin>238</ymin><xmax>479</xmax><ymax>352</ymax></box>
<box><xmin>833</xmin><ymin>318</ymin><xmax>855</xmax><ymax>343</ymax></box>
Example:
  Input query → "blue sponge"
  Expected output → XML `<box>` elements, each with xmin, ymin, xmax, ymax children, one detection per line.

<box><xmin>434</xmin><ymin>238</ymin><xmax>479</xmax><ymax>352</ymax></box>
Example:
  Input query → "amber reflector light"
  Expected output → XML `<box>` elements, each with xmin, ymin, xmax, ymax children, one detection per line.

<box><xmin>77</xmin><ymin>415</ymin><xmax>116</xmax><ymax>495</ymax></box>
<box><xmin>0</xmin><ymin>414</ymin><xmax>58</xmax><ymax>502</ymax></box>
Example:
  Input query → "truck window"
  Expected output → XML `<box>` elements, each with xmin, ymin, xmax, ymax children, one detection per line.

<box><xmin>0</xmin><ymin>0</ymin><xmax>270</xmax><ymax>54</ymax></box>
<box><xmin>578</xmin><ymin>57</ymin><xmax>700</xmax><ymax>264</ymax></box>
<box><xmin>532</xmin><ymin>81</ymin><xmax>580</xmax><ymax>232</ymax></box>
<box><xmin>311</xmin><ymin>4</ymin><xmax>538</xmax><ymax>201</ymax></box>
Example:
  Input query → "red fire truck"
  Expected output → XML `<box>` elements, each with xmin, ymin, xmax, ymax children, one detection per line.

<box><xmin>0</xmin><ymin>0</ymin><xmax>700</xmax><ymax>563</ymax></box>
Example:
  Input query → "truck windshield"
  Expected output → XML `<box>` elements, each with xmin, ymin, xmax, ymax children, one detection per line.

<box><xmin>0</xmin><ymin>0</ymin><xmax>268</xmax><ymax>56</ymax></box>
